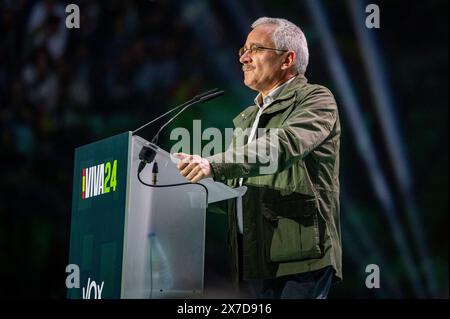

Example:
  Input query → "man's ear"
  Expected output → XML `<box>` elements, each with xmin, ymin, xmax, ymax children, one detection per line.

<box><xmin>281</xmin><ymin>51</ymin><xmax>296</xmax><ymax>70</ymax></box>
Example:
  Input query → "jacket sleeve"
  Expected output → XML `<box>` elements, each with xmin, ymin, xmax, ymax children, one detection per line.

<box><xmin>207</xmin><ymin>87</ymin><xmax>337</xmax><ymax>181</ymax></box>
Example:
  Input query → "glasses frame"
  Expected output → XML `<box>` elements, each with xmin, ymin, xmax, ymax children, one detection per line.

<box><xmin>238</xmin><ymin>44</ymin><xmax>289</xmax><ymax>57</ymax></box>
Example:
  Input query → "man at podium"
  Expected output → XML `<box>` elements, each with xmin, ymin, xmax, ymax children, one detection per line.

<box><xmin>176</xmin><ymin>17</ymin><xmax>341</xmax><ymax>299</ymax></box>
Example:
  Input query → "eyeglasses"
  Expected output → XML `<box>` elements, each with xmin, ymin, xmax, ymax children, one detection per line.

<box><xmin>238</xmin><ymin>44</ymin><xmax>288</xmax><ymax>57</ymax></box>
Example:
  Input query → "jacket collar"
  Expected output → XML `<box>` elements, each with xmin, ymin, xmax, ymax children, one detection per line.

<box><xmin>233</xmin><ymin>74</ymin><xmax>308</xmax><ymax>128</ymax></box>
<box><xmin>262</xmin><ymin>74</ymin><xmax>307</xmax><ymax>114</ymax></box>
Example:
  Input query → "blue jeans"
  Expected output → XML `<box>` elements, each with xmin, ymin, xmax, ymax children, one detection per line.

<box><xmin>244</xmin><ymin>266</ymin><xmax>335</xmax><ymax>299</ymax></box>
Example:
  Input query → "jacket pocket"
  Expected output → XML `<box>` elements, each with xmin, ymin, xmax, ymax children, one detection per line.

<box><xmin>263</xmin><ymin>191</ymin><xmax>318</xmax><ymax>219</ymax></box>
<box><xmin>263</xmin><ymin>205</ymin><xmax>323</xmax><ymax>263</ymax></box>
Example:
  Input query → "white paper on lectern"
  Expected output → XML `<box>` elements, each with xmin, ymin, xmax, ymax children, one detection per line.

<box><xmin>199</xmin><ymin>180</ymin><xmax>247</xmax><ymax>204</ymax></box>
<box><xmin>134</xmin><ymin>135</ymin><xmax>247</xmax><ymax>204</ymax></box>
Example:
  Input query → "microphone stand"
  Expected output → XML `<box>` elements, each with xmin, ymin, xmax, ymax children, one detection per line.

<box><xmin>150</xmin><ymin>90</ymin><xmax>224</xmax><ymax>145</ymax></box>
<box><xmin>137</xmin><ymin>89</ymin><xmax>224</xmax><ymax>175</ymax></box>
<box><xmin>136</xmin><ymin>89</ymin><xmax>224</xmax><ymax>212</ymax></box>
<box><xmin>132</xmin><ymin>88</ymin><xmax>220</xmax><ymax>136</ymax></box>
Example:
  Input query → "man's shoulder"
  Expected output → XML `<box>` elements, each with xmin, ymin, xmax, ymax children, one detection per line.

<box><xmin>292</xmin><ymin>82</ymin><xmax>337</xmax><ymax>109</ymax></box>
<box><xmin>298</xmin><ymin>82</ymin><xmax>335</xmax><ymax>99</ymax></box>
<box><xmin>281</xmin><ymin>76</ymin><xmax>336</xmax><ymax>103</ymax></box>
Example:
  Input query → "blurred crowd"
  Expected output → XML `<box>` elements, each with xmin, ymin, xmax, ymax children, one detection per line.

<box><xmin>0</xmin><ymin>0</ymin><xmax>211</xmax><ymax>296</ymax></box>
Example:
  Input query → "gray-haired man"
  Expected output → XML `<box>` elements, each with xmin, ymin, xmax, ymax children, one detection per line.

<box><xmin>176</xmin><ymin>17</ymin><xmax>341</xmax><ymax>299</ymax></box>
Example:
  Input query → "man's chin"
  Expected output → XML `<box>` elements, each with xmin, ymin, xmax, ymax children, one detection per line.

<box><xmin>243</xmin><ymin>76</ymin><xmax>255</xmax><ymax>88</ymax></box>
<box><xmin>244</xmin><ymin>82</ymin><xmax>259</xmax><ymax>92</ymax></box>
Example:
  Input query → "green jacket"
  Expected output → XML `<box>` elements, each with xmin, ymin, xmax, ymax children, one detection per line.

<box><xmin>208</xmin><ymin>75</ymin><xmax>342</xmax><ymax>283</ymax></box>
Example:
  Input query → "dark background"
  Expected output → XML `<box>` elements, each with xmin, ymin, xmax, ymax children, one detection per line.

<box><xmin>0</xmin><ymin>0</ymin><xmax>448</xmax><ymax>298</ymax></box>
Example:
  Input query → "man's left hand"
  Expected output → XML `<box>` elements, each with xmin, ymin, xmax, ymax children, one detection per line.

<box><xmin>174</xmin><ymin>153</ymin><xmax>213</xmax><ymax>183</ymax></box>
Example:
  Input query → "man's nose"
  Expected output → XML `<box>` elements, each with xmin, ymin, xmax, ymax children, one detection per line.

<box><xmin>239</xmin><ymin>50</ymin><xmax>252</xmax><ymax>64</ymax></box>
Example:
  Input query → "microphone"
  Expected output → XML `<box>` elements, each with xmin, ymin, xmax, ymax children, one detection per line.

<box><xmin>150</xmin><ymin>89</ymin><xmax>224</xmax><ymax>145</ymax></box>
<box><xmin>138</xmin><ymin>145</ymin><xmax>157</xmax><ymax>174</ymax></box>
<box><xmin>132</xmin><ymin>88</ymin><xmax>221</xmax><ymax>136</ymax></box>
<box><xmin>136</xmin><ymin>89</ymin><xmax>224</xmax><ymax>176</ymax></box>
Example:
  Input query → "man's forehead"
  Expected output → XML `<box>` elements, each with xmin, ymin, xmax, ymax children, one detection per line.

<box><xmin>246</xmin><ymin>24</ymin><xmax>276</xmax><ymax>45</ymax></box>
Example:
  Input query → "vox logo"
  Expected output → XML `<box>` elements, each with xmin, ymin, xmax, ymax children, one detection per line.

<box><xmin>82</xmin><ymin>160</ymin><xmax>118</xmax><ymax>199</ymax></box>
<box><xmin>66</xmin><ymin>264</ymin><xmax>105</xmax><ymax>299</ymax></box>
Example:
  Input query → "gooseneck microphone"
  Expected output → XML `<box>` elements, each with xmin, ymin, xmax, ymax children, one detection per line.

<box><xmin>136</xmin><ymin>88</ymin><xmax>224</xmax><ymax>176</ymax></box>
<box><xmin>132</xmin><ymin>88</ymin><xmax>222</xmax><ymax>136</ymax></box>
<box><xmin>136</xmin><ymin>89</ymin><xmax>223</xmax><ymax>205</ymax></box>
<box><xmin>149</xmin><ymin>89</ymin><xmax>224</xmax><ymax>145</ymax></box>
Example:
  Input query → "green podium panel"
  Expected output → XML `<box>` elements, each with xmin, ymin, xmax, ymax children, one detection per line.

<box><xmin>68</xmin><ymin>132</ymin><xmax>131</xmax><ymax>299</ymax></box>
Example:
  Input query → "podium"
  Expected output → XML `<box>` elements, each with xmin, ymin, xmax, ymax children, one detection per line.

<box><xmin>68</xmin><ymin>132</ymin><xmax>246</xmax><ymax>299</ymax></box>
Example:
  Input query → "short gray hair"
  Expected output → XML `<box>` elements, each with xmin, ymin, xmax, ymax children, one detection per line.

<box><xmin>251</xmin><ymin>17</ymin><xmax>309</xmax><ymax>74</ymax></box>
